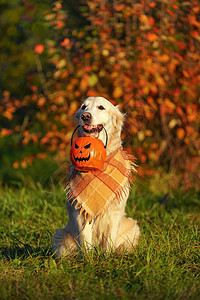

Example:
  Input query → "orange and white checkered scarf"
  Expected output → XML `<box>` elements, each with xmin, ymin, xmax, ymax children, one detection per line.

<box><xmin>66</xmin><ymin>147</ymin><xmax>136</xmax><ymax>222</ymax></box>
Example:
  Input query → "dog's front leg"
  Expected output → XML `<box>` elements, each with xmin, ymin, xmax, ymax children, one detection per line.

<box><xmin>105</xmin><ymin>200</ymin><xmax>126</xmax><ymax>251</ymax></box>
<box><xmin>52</xmin><ymin>200</ymin><xmax>82</xmax><ymax>256</ymax></box>
<box><xmin>89</xmin><ymin>198</ymin><xmax>126</xmax><ymax>251</ymax></box>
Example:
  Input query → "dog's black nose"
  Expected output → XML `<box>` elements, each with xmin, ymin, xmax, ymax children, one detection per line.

<box><xmin>81</xmin><ymin>112</ymin><xmax>91</xmax><ymax>122</ymax></box>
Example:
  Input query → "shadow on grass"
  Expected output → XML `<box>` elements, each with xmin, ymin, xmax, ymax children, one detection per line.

<box><xmin>1</xmin><ymin>244</ymin><xmax>52</xmax><ymax>261</ymax></box>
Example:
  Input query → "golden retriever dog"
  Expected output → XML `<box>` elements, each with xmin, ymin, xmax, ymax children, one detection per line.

<box><xmin>52</xmin><ymin>96</ymin><xmax>140</xmax><ymax>256</ymax></box>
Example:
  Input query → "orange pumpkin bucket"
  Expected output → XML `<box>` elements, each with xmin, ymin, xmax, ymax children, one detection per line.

<box><xmin>70</xmin><ymin>125</ymin><xmax>108</xmax><ymax>171</ymax></box>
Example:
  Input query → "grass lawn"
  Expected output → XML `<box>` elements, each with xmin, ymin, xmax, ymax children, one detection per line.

<box><xmin>0</xmin><ymin>179</ymin><xmax>199</xmax><ymax>299</ymax></box>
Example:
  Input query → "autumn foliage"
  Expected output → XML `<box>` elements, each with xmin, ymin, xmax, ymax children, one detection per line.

<box><xmin>0</xmin><ymin>0</ymin><xmax>199</xmax><ymax>188</ymax></box>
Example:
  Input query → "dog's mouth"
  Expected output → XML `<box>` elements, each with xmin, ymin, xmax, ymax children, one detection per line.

<box><xmin>82</xmin><ymin>124</ymin><xmax>103</xmax><ymax>134</ymax></box>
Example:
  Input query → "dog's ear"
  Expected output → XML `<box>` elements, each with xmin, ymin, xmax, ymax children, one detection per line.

<box><xmin>74</xmin><ymin>108</ymin><xmax>81</xmax><ymax>122</ymax></box>
<box><xmin>112</xmin><ymin>105</ymin><xmax>125</xmax><ymax>130</ymax></box>
<box><xmin>74</xmin><ymin>99</ymin><xmax>85</xmax><ymax>122</ymax></box>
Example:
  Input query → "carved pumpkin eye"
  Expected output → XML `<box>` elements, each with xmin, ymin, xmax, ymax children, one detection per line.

<box><xmin>75</xmin><ymin>143</ymin><xmax>79</xmax><ymax>149</ymax></box>
<box><xmin>84</xmin><ymin>143</ymin><xmax>91</xmax><ymax>149</ymax></box>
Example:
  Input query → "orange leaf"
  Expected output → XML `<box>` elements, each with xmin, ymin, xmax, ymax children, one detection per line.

<box><xmin>55</xmin><ymin>21</ymin><xmax>65</xmax><ymax>29</ymax></box>
<box><xmin>150</xmin><ymin>143</ymin><xmax>158</xmax><ymax>150</ymax></box>
<box><xmin>21</xmin><ymin>161</ymin><xmax>28</xmax><ymax>169</ymax></box>
<box><xmin>30</xmin><ymin>85</ymin><xmax>38</xmax><ymax>92</ymax></box>
<box><xmin>149</xmin><ymin>17</ymin><xmax>155</xmax><ymax>27</ymax></box>
<box><xmin>1</xmin><ymin>128</ymin><xmax>13</xmax><ymax>136</ymax></box>
<box><xmin>113</xmin><ymin>87</ymin><xmax>123</xmax><ymax>99</ymax></box>
<box><xmin>183</xmin><ymin>70</ymin><xmax>190</xmax><ymax>78</ymax></box>
<box><xmin>156</xmin><ymin>75</ymin><xmax>165</xmax><ymax>87</ymax></box>
<box><xmin>188</xmin><ymin>15</ymin><xmax>200</xmax><ymax>28</ymax></box>
<box><xmin>145</xmin><ymin>130</ymin><xmax>153</xmax><ymax>136</ymax></box>
<box><xmin>34</xmin><ymin>44</ymin><xmax>44</xmax><ymax>55</ymax></box>
<box><xmin>149</xmin><ymin>2</ymin><xmax>156</xmax><ymax>8</ymax></box>
<box><xmin>80</xmin><ymin>76</ymin><xmax>89</xmax><ymax>91</ymax></box>
<box><xmin>59</xmin><ymin>143</ymin><xmax>66</xmax><ymax>149</ymax></box>
<box><xmin>32</xmin><ymin>134</ymin><xmax>38</xmax><ymax>143</ymax></box>
<box><xmin>145</xmin><ymin>110</ymin><xmax>154</xmax><ymax>119</ymax></box>
<box><xmin>176</xmin><ymin>106</ymin><xmax>184</xmax><ymax>117</ymax></box>
<box><xmin>192</xmin><ymin>6</ymin><xmax>200</xmax><ymax>14</ymax></box>
<box><xmin>187</xmin><ymin>105</ymin><xmax>197</xmax><ymax>122</ymax></box>
<box><xmin>36</xmin><ymin>153</ymin><xmax>47</xmax><ymax>160</ymax></box>
<box><xmin>53</xmin><ymin>2</ymin><xmax>62</xmax><ymax>10</ymax></box>
<box><xmin>140</xmin><ymin>154</ymin><xmax>147</xmax><ymax>163</ymax></box>
<box><xmin>186</xmin><ymin>126</ymin><xmax>195</xmax><ymax>135</ymax></box>
<box><xmin>191</xmin><ymin>31</ymin><xmax>199</xmax><ymax>39</ymax></box>
<box><xmin>40</xmin><ymin>137</ymin><xmax>49</xmax><ymax>144</ymax></box>
<box><xmin>140</xmin><ymin>15</ymin><xmax>155</xmax><ymax>27</ymax></box>
<box><xmin>13</xmin><ymin>161</ymin><xmax>19</xmax><ymax>169</ymax></box>
<box><xmin>158</xmin><ymin>54</ymin><xmax>170</xmax><ymax>63</ymax></box>
<box><xmin>150</xmin><ymin>84</ymin><xmax>158</xmax><ymax>94</ymax></box>
<box><xmin>3</xmin><ymin>111</ymin><xmax>13</xmax><ymax>120</ymax></box>
<box><xmin>140</xmin><ymin>14</ymin><xmax>149</xmax><ymax>25</ymax></box>
<box><xmin>37</xmin><ymin>97</ymin><xmax>46</xmax><ymax>107</ymax></box>
<box><xmin>164</xmin><ymin>98</ymin><xmax>176</xmax><ymax>110</ymax></box>
<box><xmin>23</xmin><ymin>130</ymin><xmax>30</xmax><ymax>137</ymax></box>
<box><xmin>145</xmin><ymin>33</ymin><xmax>158</xmax><ymax>42</ymax></box>
<box><xmin>115</xmin><ymin>4</ymin><xmax>125</xmax><ymax>12</ymax></box>
<box><xmin>60</xmin><ymin>38</ymin><xmax>70</xmax><ymax>47</ymax></box>
<box><xmin>169</xmin><ymin>58</ymin><xmax>179</xmax><ymax>74</ymax></box>
<box><xmin>177</xmin><ymin>128</ymin><xmax>185</xmax><ymax>140</ymax></box>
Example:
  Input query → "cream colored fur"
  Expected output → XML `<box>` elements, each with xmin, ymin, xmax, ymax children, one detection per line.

<box><xmin>52</xmin><ymin>97</ymin><xmax>140</xmax><ymax>256</ymax></box>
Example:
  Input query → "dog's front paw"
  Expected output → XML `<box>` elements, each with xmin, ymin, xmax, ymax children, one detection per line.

<box><xmin>52</xmin><ymin>228</ymin><xmax>78</xmax><ymax>257</ymax></box>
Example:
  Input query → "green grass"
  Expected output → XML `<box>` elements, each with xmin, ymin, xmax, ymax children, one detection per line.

<box><xmin>0</xmin><ymin>179</ymin><xmax>199</xmax><ymax>300</ymax></box>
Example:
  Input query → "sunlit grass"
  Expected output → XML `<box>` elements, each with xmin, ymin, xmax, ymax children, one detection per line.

<box><xmin>0</xmin><ymin>179</ymin><xmax>199</xmax><ymax>299</ymax></box>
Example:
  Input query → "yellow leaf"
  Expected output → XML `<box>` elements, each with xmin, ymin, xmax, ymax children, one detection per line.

<box><xmin>89</xmin><ymin>74</ymin><xmax>98</xmax><ymax>86</ymax></box>
<box><xmin>113</xmin><ymin>87</ymin><xmax>123</xmax><ymax>99</ymax></box>
<box><xmin>156</xmin><ymin>75</ymin><xmax>165</xmax><ymax>87</ymax></box>
<box><xmin>158</xmin><ymin>54</ymin><xmax>170</xmax><ymax>63</ymax></box>
<box><xmin>169</xmin><ymin>119</ymin><xmax>179</xmax><ymax>129</ymax></box>
<box><xmin>138</xmin><ymin>131</ymin><xmax>145</xmax><ymax>141</ymax></box>
<box><xmin>102</xmin><ymin>49</ymin><xmax>109</xmax><ymax>56</ymax></box>
<box><xmin>140</xmin><ymin>14</ymin><xmax>149</xmax><ymax>25</ymax></box>
<box><xmin>164</xmin><ymin>98</ymin><xmax>176</xmax><ymax>110</ymax></box>
<box><xmin>57</xmin><ymin>59</ymin><xmax>66</xmax><ymax>69</ymax></box>
<box><xmin>148</xmin><ymin>150</ymin><xmax>158</xmax><ymax>161</ymax></box>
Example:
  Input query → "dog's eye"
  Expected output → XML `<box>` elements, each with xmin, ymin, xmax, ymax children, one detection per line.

<box><xmin>98</xmin><ymin>105</ymin><xmax>105</xmax><ymax>110</ymax></box>
<box><xmin>84</xmin><ymin>143</ymin><xmax>91</xmax><ymax>149</ymax></box>
<box><xmin>81</xmin><ymin>104</ymin><xmax>87</xmax><ymax>110</ymax></box>
<box><xmin>75</xmin><ymin>143</ymin><xmax>79</xmax><ymax>149</ymax></box>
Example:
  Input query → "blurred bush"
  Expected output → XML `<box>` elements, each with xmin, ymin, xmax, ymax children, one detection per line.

<box><xmin>0</xmin><ymin>131</ymin><xmax>59</xmax><ymax>187</ymax></box>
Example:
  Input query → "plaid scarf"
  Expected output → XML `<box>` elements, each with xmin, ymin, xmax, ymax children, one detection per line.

<box><xmin>66</xmin><ymin>147</ymin><xmax>136</xmax><ymax>223</ymax></box>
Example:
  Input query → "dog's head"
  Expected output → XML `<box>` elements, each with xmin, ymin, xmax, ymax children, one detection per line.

<box><xmin>74</xmin><ymin>97</ymin><xmax>124</xmax><ymax>151</ymax></box>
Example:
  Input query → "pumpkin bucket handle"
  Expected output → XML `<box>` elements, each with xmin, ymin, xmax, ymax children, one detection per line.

<box><xmin>71</xmin><ymin>125</ymin><xmax>108</xmax><ymax>149</ymax></box>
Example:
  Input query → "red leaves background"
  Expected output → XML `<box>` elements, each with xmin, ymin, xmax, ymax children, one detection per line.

<box><xmin>0</xmin><ymin>0</ymin><xmax>199</xmax><ymax>189</ymax></box>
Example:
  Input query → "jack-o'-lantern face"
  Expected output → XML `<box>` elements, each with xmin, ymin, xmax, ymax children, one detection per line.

<box><xmin>70</xmin><ymin>137</ymin><xmax>106</xmax><ymax>171</ymax></box>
